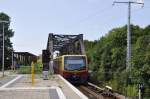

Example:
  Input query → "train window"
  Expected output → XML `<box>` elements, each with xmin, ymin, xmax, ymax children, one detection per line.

<box><xmin>64</xmin><ymin>56</ymin><xmax>86</xmax><ymax>71</ymax></box>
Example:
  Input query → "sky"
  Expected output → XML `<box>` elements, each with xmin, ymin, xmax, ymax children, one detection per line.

<box><xmin>0</xmin><ymin>0</ymin><xmax>150</xmax><ymax>55</ymax></box>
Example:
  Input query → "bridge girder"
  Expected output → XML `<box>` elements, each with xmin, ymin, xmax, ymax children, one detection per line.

<box><xmin>46</xmin><ymin>33</ymin><xmax>85</xmax><ymax>59</ymax></box>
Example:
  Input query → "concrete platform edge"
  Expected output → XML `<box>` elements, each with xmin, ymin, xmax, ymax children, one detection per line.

<box><xmin>57</xmin><ymin>75</ymin><xmax>88</xmax><ymax>99</ymax></box>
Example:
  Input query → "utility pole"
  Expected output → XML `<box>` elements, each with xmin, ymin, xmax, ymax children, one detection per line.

<box><xmin>113</xmin><ymin>0</ymin><xmax>144</xmax><ymax>71</ymax></box>
<box><xmin>0</xmin><ymin>20</ymin><xmax>9</xmax><ymax>77</ymax></box>
<box><xmin>138</xmin><ymin>83</ymin><xmax>144</xmax><ymax>99</ymax></box>
<box><xmin>139</xmin><ymin>88</ymin><xmax>141</xmax><ymax>99</ymax></box>
<box><xmin>113</xmin><ymin>0</ymin><xmax>144</xmax><ymax>98</ymax></box>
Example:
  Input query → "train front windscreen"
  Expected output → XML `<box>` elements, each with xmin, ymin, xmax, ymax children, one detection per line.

<box><xmin>64</xmin><ymin>56</ymin><xmax>86</xmax><ymax>71</ymax></box>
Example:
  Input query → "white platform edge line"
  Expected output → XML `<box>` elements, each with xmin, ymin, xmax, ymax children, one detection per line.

<box><xmin>0</xmin><ymin>87</ymin><xmax>59</xmax><ymax>91</ymax></box>
<box><xmin>57</xmin><ymin>75</ymin><xmax>88</xmax><ymax>99</ymax></box>
<box><xmin>55</xmin><ymin>87</ymin><xmax>66</xmax><ymax>99</ymax></box>
<box><xmin>0</xmin><ymin>87</ymin><xmax>52</xmax><ymax>90</ymax></box>
<box><xmin>0</xmin><ymin>86</ymin><xmax>67</xmax><ymax>99</ymax></box>
<box><xmin>0</xmin><ymin>75</ymin><xmax>22</xmax><ymax>88</ymax></box>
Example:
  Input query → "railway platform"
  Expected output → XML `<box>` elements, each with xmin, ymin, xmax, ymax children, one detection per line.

<box><xmin>0</xmin><ymin>74</ymin><xmax>88</xmax><ymax>99</ymax></box>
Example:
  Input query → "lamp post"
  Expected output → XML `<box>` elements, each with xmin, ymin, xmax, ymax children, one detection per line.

<box><xmin>12</xmin><ymin>50</ymin><xmax>14</xmax><ymax>71</ymax></box>
<box><xmin>0</xmin><ymin>20</ymin><xmax>9</xmax><ymax>77</ymax></box>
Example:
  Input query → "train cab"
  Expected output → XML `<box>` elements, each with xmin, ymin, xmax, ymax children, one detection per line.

<box><xmin>53</xmin><ymin>55</ymin><xmax>88</xmax><ymax>84</ymax></box>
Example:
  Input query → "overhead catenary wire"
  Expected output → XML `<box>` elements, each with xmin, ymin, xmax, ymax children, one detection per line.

<box><xmin>67</xmin><ymin>5</ymin><xmax>113</xmax><ymax>29</ymax></box>
<box><xmin>66</xmin><ymin>1</ymin><xmax>148</xmax><ymax>41</ymax></box>
<box><xmin>67</xmin><ymin>4</ymin><xmax>142</xmax><ymax>32</ymax></box>
<box><xmin>97</xmin><ymin>3</ymin><xmax>147</xmax><ymax>37</ymax></box>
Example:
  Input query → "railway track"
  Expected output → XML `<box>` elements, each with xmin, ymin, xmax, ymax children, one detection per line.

<box><xmin>78</xmin><ymin>85</ymin><xmax>104</xmax><ymax>99</ymax></box>
<box><xmin>77</xmin><ymin>82</ymin><xmax>123</xmax><ymax>99</ymax></box>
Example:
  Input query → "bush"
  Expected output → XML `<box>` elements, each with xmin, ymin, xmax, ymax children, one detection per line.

<box><xmin>34</xmin><ymin>62</ymin><xmax>42</xmax><ymax>74</ymax></box>
<box><xmin>17</xmin><ymin>66</ymin><xmax>31</xmax><ymax>74</ymax></box>
<box><xmin>17</xmin><ymin>60</ymin><xmax>42</xmax><ymax>74</ymax></box>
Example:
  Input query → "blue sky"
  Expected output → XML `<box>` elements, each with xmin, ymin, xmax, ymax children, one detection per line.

<box><xmin>0</xmin><ymin>0</ymin><xmax>150</xmax><ymax>55</ymax></box>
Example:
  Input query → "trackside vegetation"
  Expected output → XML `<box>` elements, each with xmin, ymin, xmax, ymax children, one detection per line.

<box><xmin>84</xmin><ymin>25</ymin><xmax>150</xmax><ymax>98</ymax></box>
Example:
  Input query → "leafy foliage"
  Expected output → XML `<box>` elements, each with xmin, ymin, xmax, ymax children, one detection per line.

<box><xmin>0</xmin><ymin>12</ymin><xmax>14</xmax><ymax>69</ymax></box>
<box><xmin>17</xmin><ymin>60</ymin><xmax>42</xmax><ymax>74</ymax></box>
<box><xmin>85</xmin><ymin>25</ymin><xmax>150</xmax><ymax>97</ymax></box>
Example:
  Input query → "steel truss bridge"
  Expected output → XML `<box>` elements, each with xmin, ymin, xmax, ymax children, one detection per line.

<box><xmin>46</xmin><ymin>33</ymin><xmax>85</xmax><ymax>60</ymax></box>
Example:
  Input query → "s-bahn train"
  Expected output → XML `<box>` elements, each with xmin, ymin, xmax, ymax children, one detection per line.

<box><xmin>53</xmin><ymin>55</ymin><xmax>88</xmax><ymax>84</ymax></box>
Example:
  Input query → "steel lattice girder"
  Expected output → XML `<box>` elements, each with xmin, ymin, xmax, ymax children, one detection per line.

<box><xmin>46</xmin><ymin>33</ymin><xmax>85</xmax><ymax>57</ymax></box>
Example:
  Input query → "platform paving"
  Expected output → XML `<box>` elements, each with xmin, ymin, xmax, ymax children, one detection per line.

<box><xmin>0</xmin><ymin>74</ymin><xmax>88</xmax><ymax>99</ymax></box>
<box><xmin>0</xmin><ymin>88</ymin><xmax>58</xmax><ymax>99</ymax></box>
<box><xmin>0</xmin><ymin>75</ymin><xmax>17</xmax><ymax>87</ymax></box>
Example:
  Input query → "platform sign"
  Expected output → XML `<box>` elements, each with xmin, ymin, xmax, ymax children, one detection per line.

<box><xmin>139</xmin><ymin>83</ymin><xmax>144</xmax><ymax>92</ymax></box>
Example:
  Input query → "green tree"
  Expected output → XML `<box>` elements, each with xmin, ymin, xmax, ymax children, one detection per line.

<box><xmin>0</xmin><ymin>12</ymin><xmax>14</xmax><ymax>69</ymax></box>
<box><xmin>84</xmin><ymin>25</ymin><xmax>150</xmax><ymax>97</ymax></box>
